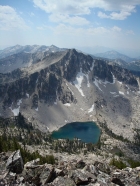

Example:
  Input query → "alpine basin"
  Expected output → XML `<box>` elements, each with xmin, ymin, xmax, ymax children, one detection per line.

<box><xmin>51</xmin><ymin>121</ymin><xmax>100</xmax><ymax>144</ymax></box>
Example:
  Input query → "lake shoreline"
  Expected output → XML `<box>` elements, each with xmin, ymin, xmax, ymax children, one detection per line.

<box><xmin>51</xmin><ymin>121</ymin><xmax>101</xmax><ymax>144</ymax></box>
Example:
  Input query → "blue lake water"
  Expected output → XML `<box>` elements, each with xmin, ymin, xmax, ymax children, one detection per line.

<box><xmin>51</xmin><ymin>121</ymin><xmax>100</xmax><ymax>144</ymax></box>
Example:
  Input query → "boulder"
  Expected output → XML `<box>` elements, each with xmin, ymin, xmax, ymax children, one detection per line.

<box><xmin>6</xmin><ymin>150</ymin><xmax>24</xmax><ymax>174</ymax></box>
<box><xmin>94</xmin><ymin>161</ymin><xmax>111</xmax><ymax>174</ymax></box>
<box><xmin>75</xmin><ymin>159</ymin><xmax>86</xmax><ymax>169</ymax></box>
<box><xmin>55</xmin><ymin>168</ymin><xmax>65</xmax><ymax>176</ymax></box>
<box><xmin>22</xmin><ymin>164</ymin><xmax>44</xmax><ymax>185</ymax></box>
<box><xmin>49</xmin><ymin>176</ymin><xmax>76</xmax><ymax>186</ymax></box>
<box><xmin>40</xmin><ymin>164</ymin><xmax>55</xmax><ymax>185</ymax></box>
<box><xmin>69</xmin><ymin>169</ymin><xmax>96</xmax><ymax>185</ymax></box>
<box><xmin>24</xmin><ymin>158</ymin><xmax>40</xmax><ymax>169</ymax></box>
<box><xmin>111</xmin><ymin>177</ymin><xmax>125</xmax><ymax>186</ymax></box>
<box><xmin>83</xmin><ymin>164</ymin><xmax>98</xmax><ymax>176</ymax></box>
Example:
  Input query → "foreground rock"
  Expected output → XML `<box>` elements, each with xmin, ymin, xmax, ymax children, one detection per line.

<box><xmin>6</xmin><ymin>150</ymin><xmax>24</xmax><ymax>174</ymax></box>
<box><xmin>0</xmin><ymin>150</ymin><xmax>140</xmax><ymax>185</ymax></box>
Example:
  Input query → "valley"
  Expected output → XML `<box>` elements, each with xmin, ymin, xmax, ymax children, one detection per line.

<box><xmin>0</xmin><ymin>46</ymin><xmax>140</xmax><ymax>142</ymax></box>
<box><xmin>0</xmin><ymin>45</ymin><xmax>140</xmax><ymax>185</ymax></box>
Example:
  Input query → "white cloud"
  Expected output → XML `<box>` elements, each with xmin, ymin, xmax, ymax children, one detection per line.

<box><xmin>51</xmin><ymin>24</ymin><xmax>121</xmax><ymax>36</ymax></box>
<box><xmin>112</xmin><ymin>26</ymin><xmax>121</xmax><ymax>32</ymax></box>
<box><xmin>98</xmin><ymin>11</ymin><xmax>110</xmax><ymax>19</ymax></box>
<box><xmin>0</xmin><ymin>5</ymin><xmax>28</xmax><ymax>30</ymax></box>
<box><xmin>126</xmin><ymin>30</ymin><xmax>135</xmax><ymax>35</ymax></box>
<box><xmin>32</xmin><ymin>0</ymin><xmax>91</xmax><ymax>15</ymax></box>
<box><xmin>110</xmin><ymin>11</ymin><xmax>132</xmax><ymax>20</ymax></box>
<box><xmin>49</xmin><ymin>14</ymin><xmax>89</xmax><ymax>25</ymax></box>
<box><xmin>98</xmin><ymin>10</ymin><xmax>134</xmax><ymax>20</ymax></box>
<box><xmin>98</xmin><ymin>3</ymin><xmax>136</xmax><ymax>20</ymax></box>
<box><xmin>32</xmin><ymin>0</ymin><xmax>140</xmax><ymax>20</ymax></box>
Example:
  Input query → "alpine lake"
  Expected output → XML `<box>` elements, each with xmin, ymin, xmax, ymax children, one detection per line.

<box><xmin>51</xmin><ymin>121</ymin><xmax>100</xmax><ymax>144</ymax></box>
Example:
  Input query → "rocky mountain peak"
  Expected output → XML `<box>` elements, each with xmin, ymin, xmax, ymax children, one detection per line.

<box><xmin>0</xmin><ymin>47</ymin><xmax>140</xmax><ymax>142</ymax></box>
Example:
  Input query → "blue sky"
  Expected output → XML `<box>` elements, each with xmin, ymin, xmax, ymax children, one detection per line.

<box><xmin>0</xmin><ymin>0</ymin><xmax>140</xmax><ymax>57</ymax></box>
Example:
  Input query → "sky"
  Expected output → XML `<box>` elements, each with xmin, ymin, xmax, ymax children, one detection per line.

<box><xmin>0</xmin><ymin>0</ymin><xmax>140</xmax><ymax>57</ymax></box>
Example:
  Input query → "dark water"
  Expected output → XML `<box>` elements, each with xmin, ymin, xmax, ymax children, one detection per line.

<box><xmin>51</xmin><ymin>122</ymin><xmax>100</xmax><ymax>144</ymax></box>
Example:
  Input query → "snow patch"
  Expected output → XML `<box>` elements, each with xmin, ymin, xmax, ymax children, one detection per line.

<box><xmin>110</xmin><ymin>92</ymin><xmax>116</xmax><ymax>94</ymax></box>
<box><xmin>10</xmin><ymin>107</ymin><xmax>20</xmax><ymax>116</ymax></box>
<box><xmin>88</xmin><ymin>104</ymin><xmax>94</xmax><ymax>113</ymax></box>
<box><xmin>17</xmin><ymin>99</ymin><xmax>22</xmax><ymax>106</ymax></box>
<box><xmin>127</xmin><ymin>91</ymin><xmax>129</xmax><ymax>95</ymax></box>
<box><xmin>84</xmin><ymin>74</ymin><xmax>90</xmax><ymax>87</ymax></box>
<box><xmin>119</xmin><ymin>91</ymin><xmax>124</xmax><ymax>95</ymax></box>
<box><xmin>118</xmin><ymin>81</ymin><xmax>122</xmax><ymax>85</ymax></box>
<box><xmin>101</xmin><ymin>73</ymin><xmax>116</xmax><ymax>85</ymax></box>
<box><xmin>54</xmin><ymin>102</ymin><xmax>57</xmax><ymax>105</ymax></box>
<box><xmin>64</xmin><ymin>103</ymin><xmax>71</xmax><ymax>106</ymax></box>
<box><xmin>93</xmin><ymin>79</ymin><xmax>103</xmax><ymax>92</ymax></box>
<box><xmin>80</xmin><ymin>108</ymin><xmax>83</xmax><ymax>111</ymax></box>
<box><xmin>66</xmin><ymin>83</ymin><xmax>74</xmax><ymax>95</ymax></box>
<box><xmin>112</xmin><ymin>74</ymin><xmax>116</xmax><ymax>84</ymax></box>
<box><xmin>114</xmin><ymin>95</ymin><xmax>119</xmax><ymax>97</ymax></box>
<box><xmin>73</xmin><ymin>68</ymin><xmax>85</xmax><ymax>96</ymax></box>
<box><xmin>26</xmin><ymin>93</ymin><xmax>29</xmax><ymax>98</ymax></box>
<box><xmin>137</xmin><ymin>78</ymin><xmax>140</xmax><ymax>91</ymax></box>
<box><xmin>73</xmin><ymin>66</ymin><xmax>94</xmax><ymax>95</ymax></box>
<box><xmin>90</xmin><ymin>61</ymin><xmax>94</xmax><ymax>71</ymax></box>
<box><xmin>35</xmin><ymin>107</ymin><xmax>38</xmax><ymax>111</ymax></box>
<box><xmin>9</xmin><ymin>99</ymin><xmax>22</xmax><ymax>116</ymax></box>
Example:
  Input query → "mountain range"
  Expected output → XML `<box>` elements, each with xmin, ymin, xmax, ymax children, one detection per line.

<box><xmin>0</xmin><ymin>45</ymin><xmax>140</xmax><ymax>143</ymax></box>
<box><xmin>94</xmin><ymin>50</ymin><xmax>135</xmax><ymax>63</ymax></box>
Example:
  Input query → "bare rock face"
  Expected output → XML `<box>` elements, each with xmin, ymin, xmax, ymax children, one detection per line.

<box><xmin>111</xmin><ymin>65</ymin><xmax>138</xmax><ymax>87</ymax></box>
<box><xmin>93</xmin><ymin>60</ymin><xmax>113</xmax><ymax>83</ymax></box>
<box><xmin>6</xmin><ymin>150</ymin><xmax>24</xmax><ymax>174</ymax></box>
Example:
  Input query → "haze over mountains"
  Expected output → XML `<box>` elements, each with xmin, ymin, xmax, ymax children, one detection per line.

<box><xmin>94</xmin><ymin>50</ymin><xmax>135</xmax><ymax>63</ymax></box>
<box><xmin>0</xmin><ymin>44</ymin><xmax>140</xmax><ymax>142</ymax></box>
<box><xmin>1</xmin><ymin>45</ymin><xmax>140</xmax><ymax>74</ymax></box>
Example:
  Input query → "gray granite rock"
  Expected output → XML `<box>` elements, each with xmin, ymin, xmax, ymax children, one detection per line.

<box><xmin>48</xmin><ymin>176</ymin><xmax>76</xmax><ymax>186</ymax></box>
<box><xmin>6</xmin><ymin>150</ymin><xmax>24</xmax><ymax>174</ymax></box>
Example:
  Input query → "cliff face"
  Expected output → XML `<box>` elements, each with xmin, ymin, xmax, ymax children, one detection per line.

<box><xmin>0</xmin><ymin>49</ymin><xmax>139</xmax><ymax>140</ymax></box>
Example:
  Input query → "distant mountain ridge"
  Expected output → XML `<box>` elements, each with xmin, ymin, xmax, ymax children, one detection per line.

<box><xmin>0</xmin><ymin>44</ymin><xmax>66</xmax><ymax>59</ymax></box>
<box><xmin>0</xmin><ymin>45</ymin><xmax>67</xmax><ymax>73</ymax></box>
<box><xmin>94</xmin><ymin>50</ymin><xmax>135</xmax><ymax>63</ymax></box>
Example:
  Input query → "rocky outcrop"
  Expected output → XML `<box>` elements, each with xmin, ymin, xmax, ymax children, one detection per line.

<box><xmin>110</xmin><ymin>64</ymin><xmax>138</xmax><ymax>87</ymax></box>
<box><xmin>0</xmin><ymin>151</ymin><xmax>140</xmax><ymax>186</ymax></box>
<box><xmin>93</xmin><ymin>59</ymin><xmax>138</xmax><ymax>87</ymax></box>
<box><xmin>6</xmin><ymin>150</ymin><xmax>24</xmax><ymax>174</ymax></box>
<box><xmin>93</xmin><ymin>60</ymin><xmax>113</xmax><ymax>83</ymax></box>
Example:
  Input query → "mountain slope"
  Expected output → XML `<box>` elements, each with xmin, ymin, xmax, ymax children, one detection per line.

<box><xmin>0</xmin><ymin>49</ymin><xmax>140</xmax><ymax>141</ymax></box>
